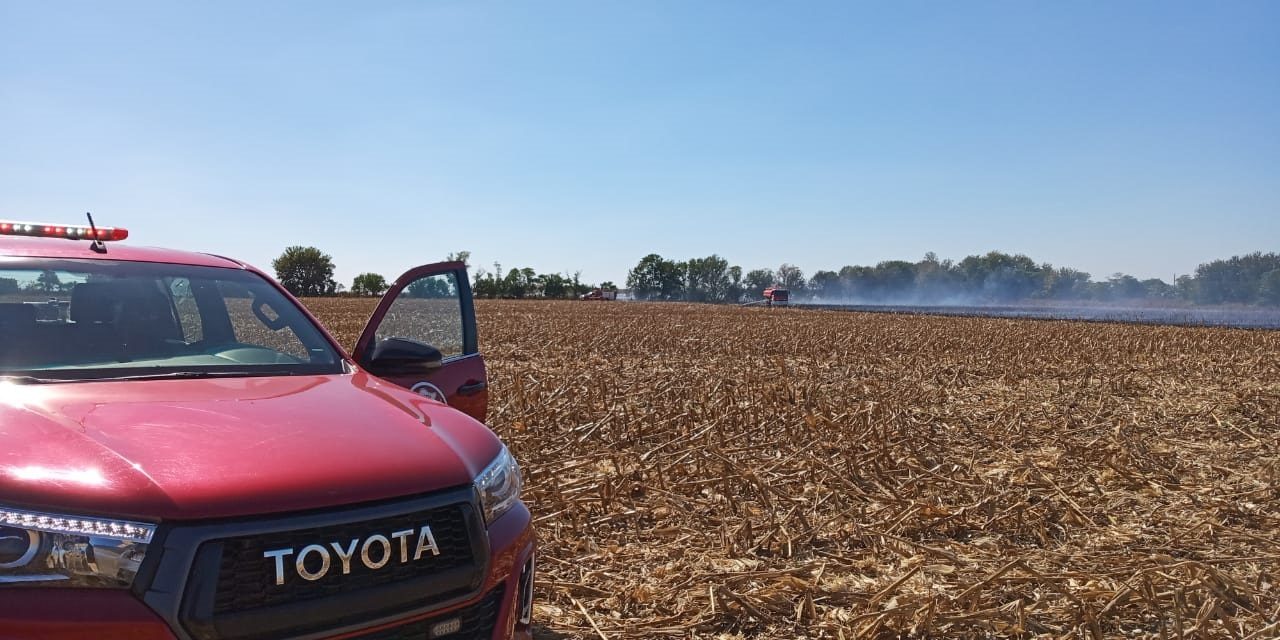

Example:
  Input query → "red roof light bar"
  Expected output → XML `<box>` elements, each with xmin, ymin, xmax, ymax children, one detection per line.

<box><xmin>0</xmin><ymin>220</ymin><xmax>128</xmax><ymax>241</ymax></box>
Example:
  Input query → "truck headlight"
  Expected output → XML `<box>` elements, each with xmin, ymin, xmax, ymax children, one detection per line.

<box><xmin>0</xmin><ymin>506</ymin><xmax>155</xmax><ymax>587</ymax></box>
<box><xmin>475</xmin><ymin>447</ymin><xmax>522</xmax><ymax>525</ymax></box>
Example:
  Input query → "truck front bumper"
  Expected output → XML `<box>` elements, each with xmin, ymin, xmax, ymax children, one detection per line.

<box><xmin>0</xmin><ymin>502</ymin><xmax>535</xmax><ymax>640</ymax></box>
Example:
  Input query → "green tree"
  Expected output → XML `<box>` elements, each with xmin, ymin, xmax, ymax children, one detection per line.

<box><xmin>1142</xmin><ymin>278</ymin><xmax>1178</xmax><ymax>299</ymax></box>
<box><xmin>838</xmin><ymin>265</ymin><xmax>875</xmax><ymax>300</ymax></box>
<box><xmin>350</xmin><ymin>273</ymin><xmax>388</xmax><ymax>296</ymax></box>
<box><xmin>500</xmin><ymin>267</ymin><xmax>538</xmax><ymax>298</ymax></box>
<box><xmin>501</xmin><ymin>270</ymin><xmax>524</xmax><ymax>298</ymax></box>
<box><xmin>776</xmin><ymin>263</ymin><xmax>806</xmax><ymax>295</ymax></box>
<box><xmin>1175</xmin><ymin>274</ymin><xmax>1197</xmax><ymax>301</ymax></box>
<box><xmin>627</xmin><ymin>254</ymin><xmax>684</xmax><ymax>301</ymax></box>
<box><xmin>1258</xmin><ymin>269</ymin><xmax>1280</xmax><ymax>306</ymax></box>
<box><xmin>570</xmin><ymin>271</ymin><xmax>592</xmax><ymax>298</ymax></box>
<box><xmin>912</xmin><ymin>253</ymin><xmax>960</xmax><ymax>302</ymax></box>
<box><xmin>743</xmin><ymin>268</ymin><xmax>774</xmax><ymax>301</ymax></box>
<box><xmin>684</xmin><ymin>255</ymin><xmax>732</xmax><ymax>302</ymax></box>
<box><xmin>539</xmin><ymin>273</ymin><xmax>570</xmax><ymax>299</ymax></box>
<box><xmin>873</xmin><ymin>260</ymin><xmax>916</xmax><ymax>299</ymax></box>
<box><xmin>273</xmin><ymin>246</ymin><xmax>337</xmax><ymax>296</ymax></box>
<box><xmin>726</xmin><ymin>266</ymin><xmax>744</xmax><ymax>303</ymax></box>
<box><xmin>0</xmin><ymin>277</ymin><xmax>19</xmax><ymax>295</ymax></box>
<box><xmin>808</xmin><ymin>270</ymin><xmax>841</xmax><ymax>300</ymax></box>
<box><xmin>520</xmin><ymin>268</ymin><xmax>540</xmax><ymax>297</ymax></box>
<box><xmin>1043</xmin><ymin>267</ymin><xmax>1091</xmax><ymax>299</ymax></box>
<box><xmin>33</xmin><ymin>270</ymin><xmax>62</xmax><ymax>293</ymax></box>
<box><xmin>1108</xmin><ymin>273</ymin><xmax>1146</xmax><ymax>299</ymax></box>
<box><xmin>406</xmin><ymin>274</ymin><xmax>455</xmax><ymax>298</ymax></box>
<box><xmin>477</xmin><ymin>262</ymin><xmax>508</xmax><ymax>298</ymax></box>
<box><xmin>1191</xmin><ymin>252</ymin><xmax>1280</xmax><ymax>304</ymax></box>
<box><xmin>445</xmin><ymin>251</ymin><xmax>471</xmax><ymax>266</ymax></box>
<box><xmin>627</xmin><ymin>254</ymin><xmax>663</xmax><ymax>300</ymax></box>
<box><xmin>957</xmin><ymin>252</ymin><xmax>1044</xmax><ymax>302</ymax></box>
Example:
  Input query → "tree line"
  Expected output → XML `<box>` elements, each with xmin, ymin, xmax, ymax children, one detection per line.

<box><xmin>626</xmin><ymin>250</ymin><xmax>1280</xmax><ymax>306</ymax></box>
<box><xmin>270</xmin><ymin>246</ymin><xmax>615</xmax><ymax>299</ymax></box>
<box><xmin>267</xmin><ymin>245</ymin><xmax>1280</xmax><ymax>306</ymax></box>
<box><xmin>0</xmin><ymin>269</ymin><xmax>73</xmax><ymax>294</ymax></box>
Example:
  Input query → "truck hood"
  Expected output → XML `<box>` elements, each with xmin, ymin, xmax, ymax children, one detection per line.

<box><xmin>0</xmin><ymin>372</ymin><xmax>501</xmax><ymax>521</ymax></box>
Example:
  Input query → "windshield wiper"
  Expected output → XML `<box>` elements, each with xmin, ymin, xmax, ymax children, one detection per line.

<box><xmin>84</xmin><ymin>370</ymin><xmax>290</xmax><ymax>382</ymax></box>
<box><xmin>0</xmin><ymin>371</ymin><xmax>293</xmax><ymax>384</ymax></box>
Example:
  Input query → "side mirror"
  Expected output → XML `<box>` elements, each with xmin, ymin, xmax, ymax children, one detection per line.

<box><xmin>366</xmin><ymin>337</ymin><xmax>443</xmax><ymax>374</ymax></box>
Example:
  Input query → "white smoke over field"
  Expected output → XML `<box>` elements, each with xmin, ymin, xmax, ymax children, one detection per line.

<box><xmin>796</xmin><ymin>300</ymin><xmax>1280</xmax><ymax>330</ymax></box>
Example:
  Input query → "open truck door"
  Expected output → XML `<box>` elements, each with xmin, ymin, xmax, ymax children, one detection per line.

<box><xmin>353</xmin><ymin>261</ymin><xmax>488</xmax><ymax>422</ymax></box>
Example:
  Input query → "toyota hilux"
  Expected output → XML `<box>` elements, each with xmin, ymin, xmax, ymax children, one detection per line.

<box><xmin>0</xmin><ymin>220</ymin><xmax>534</xmax><ymax>640</ymax></box>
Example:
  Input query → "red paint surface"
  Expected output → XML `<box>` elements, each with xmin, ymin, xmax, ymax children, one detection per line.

<box><xmin>0</xmin><ymin>589</ymin><xmax>177</xmax><ymax>640</ymax></box>
<box><xmin>0</xmin><ymin>236</ymin><xmax>245</xmax><ymax>269</ymax></box>
<box><xmin>371</xmin><ymin>354</ymin><xmax>490</xmax><ymax>424</ymax></box>
<box><xmin>0</xmin><ymin>371</ymin><xmax>503</xmax><ymax>520</ymax></box>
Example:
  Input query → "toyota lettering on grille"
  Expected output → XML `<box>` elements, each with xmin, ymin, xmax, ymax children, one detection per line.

<box><xmin>262</xmin><ymin>524</ymin><xmax>441</xmax><ymax>585</ymax></box>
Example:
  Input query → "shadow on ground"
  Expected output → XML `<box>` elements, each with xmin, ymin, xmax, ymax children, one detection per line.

<box><xmin>531</xmin><ymin>624</ymin><xmax>575</xmax><ymax>639</ymax></box>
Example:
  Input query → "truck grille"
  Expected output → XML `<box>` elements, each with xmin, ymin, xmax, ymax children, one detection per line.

<box><xmin>212</xmin><ymin>503</ymin><xmax>475</xmax><ymax>614</ymax></box>
<box><xmin>172</xmin><ymin>493</ymin><xmax>489</xmax><ymax>640</ymax></box>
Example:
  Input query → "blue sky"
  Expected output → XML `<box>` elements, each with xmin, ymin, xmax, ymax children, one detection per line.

<box><xmin>2</xmin><ymin>1</ymin><xmax>1277</xmax><ymax>286</ymax></box>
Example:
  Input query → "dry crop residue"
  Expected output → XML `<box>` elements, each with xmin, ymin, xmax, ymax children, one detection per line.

<box><xmin>305</xmin><ymin>298</ymin><xmax>1280</xmax><ymax>639</ymax></box>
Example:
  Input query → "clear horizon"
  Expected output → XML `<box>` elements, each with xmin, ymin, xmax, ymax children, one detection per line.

<box><xmin>2</xmin><ymin>1</ymin><xmax>1276</xmax><ymax>287</ymax></box>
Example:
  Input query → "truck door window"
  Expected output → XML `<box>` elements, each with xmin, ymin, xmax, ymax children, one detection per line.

<box><xmin>376</xmin><ymin>272</ymin><xmax>465</xmax><ymax>358</ymax></box>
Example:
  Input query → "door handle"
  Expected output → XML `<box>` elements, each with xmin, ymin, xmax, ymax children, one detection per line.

<box><xmin>457</xmin><ymin>381</ymin><xmax>488</xmax><ymax>396</ymax></box>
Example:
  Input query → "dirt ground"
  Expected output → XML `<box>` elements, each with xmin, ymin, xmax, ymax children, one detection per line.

<box><xmin>306</xmin><ymin>298</ymin><xmax>1280</xmax><ymax>639</ymax></box>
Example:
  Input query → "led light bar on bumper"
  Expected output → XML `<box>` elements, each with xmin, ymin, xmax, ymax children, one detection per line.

<box><xmin>475</xmin><ymin>447</ymin><xmax>522</xmax><ymax>525</ymax></box>
<box><xmin>0</xmin><ymin>220</ymin><xmax>129</xmax><ymax>241</ymax></box>
<box><xmin>0</xmin><ymin>505</ymin><xmax>155</xmax><ymax>587</ymax></box>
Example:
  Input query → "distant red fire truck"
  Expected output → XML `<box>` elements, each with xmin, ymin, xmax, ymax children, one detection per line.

<box><xmin>762</xmin><ymin>287</ymin><xmax>790</xmax><ymax>306</ymax></box>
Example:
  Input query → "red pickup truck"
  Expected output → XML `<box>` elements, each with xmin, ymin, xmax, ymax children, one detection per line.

<box><xmin>0</xmin><ymin>221</ymin><xmax>534</xmax><ymax>640</ymax></box>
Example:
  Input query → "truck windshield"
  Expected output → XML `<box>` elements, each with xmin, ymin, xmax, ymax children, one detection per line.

<box><xmin>0</xmin><ymin>259</ymin><xmax>343</xmax><ymax>381</ymax></box>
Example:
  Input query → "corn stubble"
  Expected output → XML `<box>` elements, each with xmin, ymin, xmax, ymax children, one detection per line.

<box><xmin>306</xmin><ymin>298</ymin><xmax>1280</xmax><ymax>639</ymax></box>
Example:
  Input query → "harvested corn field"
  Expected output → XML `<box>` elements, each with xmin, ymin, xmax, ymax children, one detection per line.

<box><xmin>304</xmin><ymin>298</ymin><xmax>1280</xmax><ymax>639</ymax></box>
